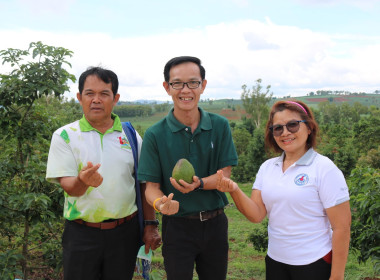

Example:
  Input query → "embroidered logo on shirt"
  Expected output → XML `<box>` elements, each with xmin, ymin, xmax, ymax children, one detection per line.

<box><xmin>118</xmin><ymin>136</ymin><xmax>131</xmax><ymax>150</ymax></box>
<box><xmin>294</xmin><ymin>173</ymin><xmax>309</xmax><ymax>186</ymax></box>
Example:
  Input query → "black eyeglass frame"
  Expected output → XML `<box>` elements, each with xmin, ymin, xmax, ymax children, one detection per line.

<box><xmin>169</xmin><ymin>81</ymin><xmax>202</xmax><ymax>90</ymax></box>
<box><xmin>269</xmin><ymin>120</ymin><xmax>307</xmax><ymax>136</ymax></box>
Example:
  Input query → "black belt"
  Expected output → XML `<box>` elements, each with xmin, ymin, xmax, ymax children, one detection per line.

<box><xmin>183</xmin><ymin>208</ymin><xmax>224</xmax><ymax>221</ymax></box>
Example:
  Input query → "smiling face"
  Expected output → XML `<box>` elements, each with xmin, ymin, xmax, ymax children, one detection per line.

<box><xmin>163</xmin><ymin>62</ymin><xmax>207</xmax><ymax>114</ymax></box>
<box><xmin>77</xmin><ymin>75</ymin><xmax>120</xmax><ymax>130</ymax></box>
<box><xmin>272</xmin><ymin>109</ymin><xmax>311</xmax><ymax>158</ymax></box>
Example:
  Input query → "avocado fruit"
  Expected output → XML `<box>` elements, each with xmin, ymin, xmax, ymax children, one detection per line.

<box><xmin>172</xmin><ymin>158</ymin><xmax>195</xmax><ymax>185</ymax></box>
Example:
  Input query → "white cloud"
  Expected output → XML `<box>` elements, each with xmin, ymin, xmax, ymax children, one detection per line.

<box><xmin>16</xmin><ymin>0</ymin><xmax>75</xmax><ymax>15</ymax></box>
<box><xmin>293</xmin><ymin>0</ymin><xmax>379</xmax><ymax>8</ymax></box>
<box><xmin>1</xmin><ymin>18</ymin><xmax>379</xmax><ymax>102</ymax></box>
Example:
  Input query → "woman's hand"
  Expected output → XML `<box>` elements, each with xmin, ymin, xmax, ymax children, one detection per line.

<box><xmin>216</xmin><ymin>170</ymin><xmax>238</xmax><ymax>193</ymax></box>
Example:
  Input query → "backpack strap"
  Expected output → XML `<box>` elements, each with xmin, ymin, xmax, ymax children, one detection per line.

<box><xmin>122</xmin><ymin>121</ymin><xmax>144</xmax><ymax>245</ymax></box>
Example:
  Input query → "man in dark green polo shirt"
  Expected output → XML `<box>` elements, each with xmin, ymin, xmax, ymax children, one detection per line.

<box><xmin>138</xmin><ymin>56</ymin><xmax>238</xmax><ymax>279</ymax></box>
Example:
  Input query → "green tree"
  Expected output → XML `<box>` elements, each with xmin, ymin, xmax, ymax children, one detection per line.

<box><xmin>317</xmin><ymin>123</ymin><xmax>357</xmax><ymax>177</ymax></box>
<box><xmin>349</xmin><ymin>167</ymin><xmax>380</xmax><ymax>274</ymax></box>
<box><xmin>232</xmin><ymin>128</ymin><xmax>251</xmax><ymax>156</ymax></box>
<box><xmin>231</xmin><ymin>128</ymin><xmax>253</xmax><ymax>183</ymax></box>
<box><xmin>241</xmin><ymin>79</ymin><xmax>273</xmax><ymax>129</ymax></box>
<box><xmin>0</xmin><ymin>42</ymin><xmax>76</xmax><ymax>279</ymax></box>
<box><xmin>231</xmin><ymin>127</ymin><xmax>268</xmax><ymax>183</ymax></box>
<box><xmin>318</xmin><ymin>102</ymin><xmax>340</xmax><ymax>124</ymax></box>
<box><xmin>352</xmin><ymin>113</ymin><xmax>380</xmax><ymax>154</ymax></box>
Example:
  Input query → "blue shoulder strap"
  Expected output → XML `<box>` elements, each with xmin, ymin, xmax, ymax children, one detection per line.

<box><xmin>122</xmin><ymin>121</ymin><xmax>144</xmax><ymax>245</ymax></box>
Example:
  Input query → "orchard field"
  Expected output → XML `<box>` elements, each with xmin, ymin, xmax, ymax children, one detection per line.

<box><xmin>0</xmin><ymin>42</ymin><xmax>378</xmax><ymax>279</ymax></box>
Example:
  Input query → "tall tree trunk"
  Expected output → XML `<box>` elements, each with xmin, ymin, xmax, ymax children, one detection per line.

<box><xmin>22</xmin><ymin>210</ymin><xmax>30</xmax><ymax>280</ymax></box>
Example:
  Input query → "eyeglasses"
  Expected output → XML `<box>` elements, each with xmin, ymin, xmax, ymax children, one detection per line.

<box><xmin>169</xmin><ymin>81</ymin><xmax>202</xmax><ymax>90</ymax></box>
<box><xmin>269</xmin><ymin>120</ymin><xmax>307</xmax><ymax>136</ymax></box>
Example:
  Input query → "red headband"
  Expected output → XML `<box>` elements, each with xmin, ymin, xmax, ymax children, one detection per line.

<box><xmin>287</xmin><ymin>101</ymin><xmax>308</xmax><ymax>115</ymax></box>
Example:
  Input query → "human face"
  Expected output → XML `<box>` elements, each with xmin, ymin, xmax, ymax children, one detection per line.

<box><xmin>163</xmin><ymin>62</ymin><xmax>207</xmax><ymax>113</ymax></box>
<box><xmin>77</xmin><ymin>75</ymin><xmax>120</xmax><ymax>129</ymax></box>
<box><xmin>272</xmin><ymin>109</ymin><xmax>311</xmax><ymax>157</ymax></box>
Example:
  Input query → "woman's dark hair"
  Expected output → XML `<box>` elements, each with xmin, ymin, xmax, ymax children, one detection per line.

<box><xmin>265</xmin><ymin>100</ymin><xmax>319</xmax><ymax>153</ymax></box>
<box><xmin>163</xmin><ymin>56</ymin><xmax>206</xmax><ymax>82</ymax></box>
<box><xmin>78</xmin><ymin>66</ymin><xmax>119</xmax><ymax>96</ymax></box>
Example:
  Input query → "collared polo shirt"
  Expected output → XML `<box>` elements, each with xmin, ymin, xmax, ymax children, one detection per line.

<box><xmin>46</xmin><ymin>114</ymin><xmax>141</xmax><ymax>222</ymax></box>
<box><xmin>253</xmin><ymin>148</ymin><xmax>350</xmax><ymax>265</ymax></box>
<box><xmin>138</xmin><ymin>107</ymin><xmax>238</xmax><ymax>216</ymax></box>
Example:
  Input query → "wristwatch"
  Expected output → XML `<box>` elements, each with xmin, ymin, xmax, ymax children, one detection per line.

<box><xmin>194</xmin><ymin>177</ymin><xmax>204</xmax><ymax>191</ymax></box>
<box><xmin>144</xmin><ymin>219</ymin><xmax>159</xmax><ymax>226</ymax></box>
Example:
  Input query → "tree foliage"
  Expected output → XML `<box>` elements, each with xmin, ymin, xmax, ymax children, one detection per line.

<box><xmin>349</xmin><ymin>167</ymin><xmax>380</xmax><ymax>274</ymax></box>
<box><xmin>113</xmin><ymin>104</ymin><xmax>153</xmax><ymax>117</ymax></box>
<box><xmin>241</xmin><ymin>79</ymin><xmax>273</xmax><ymax>129</ymax></box>
<box><xmin>0</xmin><ymin>42</ymin><xmax>77</xmax><ymax>279</ymax></box>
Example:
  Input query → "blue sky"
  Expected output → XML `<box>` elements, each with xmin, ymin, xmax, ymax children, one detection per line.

<box><xmin>0</xmin><ymin>0</ymin><xmax>379</xmax><ymax>101</ymax></box>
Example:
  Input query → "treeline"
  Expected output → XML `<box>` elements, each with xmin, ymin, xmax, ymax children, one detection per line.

<box><xmin>113</xmin><ymin>104</ymin><xmax>153</xmax><ymax>117</ymax></box>
<box><xmin>308</xmin><ymin>90</ymin><xmax>380</xmax><ymax>96</ymax></box>
<box><xmin>113</xmin><ymin>102</ymin><xmax>171</xmax><ymax>117</ymax></box>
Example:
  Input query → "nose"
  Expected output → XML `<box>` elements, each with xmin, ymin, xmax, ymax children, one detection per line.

<box><xmin>92</xmin><ymin>94</ymin><xmax>101</xmax><ymax>103</ymax></box>
<box><xmin>281</xmin><ymin>125</ymin><xmax>291</xmax><ymax>136</ymax></box>
<box><xmin>181</xmin><ymin>83</ymin><xmax>191</xmax><ymax>92</ymax></box>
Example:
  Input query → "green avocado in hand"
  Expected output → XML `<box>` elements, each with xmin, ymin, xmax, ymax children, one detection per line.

<box><xmin>172</xmin><ymin>158</ymin><xmax>195</xmax><ymax>186</ymax></box>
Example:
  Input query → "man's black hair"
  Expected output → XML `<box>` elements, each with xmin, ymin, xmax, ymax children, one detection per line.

<box><xmin>78</xmin><ymin>66</ymin><xmax>119</xmax><ymax>96</ymax></box>
<box><xmin>163</xmin><ymin>56</ymin><xmax>206</xmax><ymax>82</ymax></box>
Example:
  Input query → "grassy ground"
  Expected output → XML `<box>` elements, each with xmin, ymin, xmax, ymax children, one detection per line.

<box><xmin>133</xmin><ymin>182</ymin><xmax>378</xmax><ymax>280</ymax></box>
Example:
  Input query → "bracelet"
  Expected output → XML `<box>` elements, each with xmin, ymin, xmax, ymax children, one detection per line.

<box><xmin>153</xmin><ymin>197</ymin><xmax>161</xmax><ymax>212</ymax></box>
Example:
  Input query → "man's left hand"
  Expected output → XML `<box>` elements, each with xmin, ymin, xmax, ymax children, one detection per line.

<box><xmin>142</xmin><ymin>225</ymin><xmax>161</xmax><ymax>253</ymax></box>
<box><xmin>169</xmin><ymin>176</ymin><xmax>200</xmax><ymax>194</ymax></box>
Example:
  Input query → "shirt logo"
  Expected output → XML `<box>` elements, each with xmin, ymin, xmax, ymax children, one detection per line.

<box><xmin>118</xmin><ymin>136</ymin><xmax>131</xmax><ymax>150</ymax></box>
<box><xmin>294</xmin><ymin>173</ymin><xmax>309</xmax><ymax>186</ymax></box>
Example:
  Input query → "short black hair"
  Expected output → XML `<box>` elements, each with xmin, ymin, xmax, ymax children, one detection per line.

<box><xmin>78</xmin><ymin>66</ymin><xmax>119</xmax><ymax>96</ymax></box>
<box><xmin>163</xmin><ymin>56</ymin><xmax>206</xmax><ymax>82</ymax></box>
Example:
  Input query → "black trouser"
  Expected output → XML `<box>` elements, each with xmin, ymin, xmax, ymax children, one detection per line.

<box><xmin>161</xmin><ymin>212</ymin><xmax>229</xmax><ymax>280</ymax></box>
<box><xmin>62</xmin><ymin>216</ymin><xmax>139</xmax><ymax>280</ymax></box>
<box><xmin>265</xmin><ymin>254</ymin><xmax>331</xmax><ymax>280</ymax></box>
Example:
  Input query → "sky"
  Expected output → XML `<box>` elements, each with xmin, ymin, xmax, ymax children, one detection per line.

<box><xmin>0</xmin><ymin>0</ymin><xmax>379</xmax><ymax>102</ymax></box>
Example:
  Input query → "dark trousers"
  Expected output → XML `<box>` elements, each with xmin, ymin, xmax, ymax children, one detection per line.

<box><xmin>161</xmin><ymin>212</ymin><xmax>229</xmax><ymax>280</ymax></box>
<box><xmin>62</xmin><ymin>216</ymin><xmax>140</xmax><ymax>280</ymax></box>
<box><xmin>265</xmin><ymin>254</ymin><xmax>331</xmax><ymax>280</ymax></box>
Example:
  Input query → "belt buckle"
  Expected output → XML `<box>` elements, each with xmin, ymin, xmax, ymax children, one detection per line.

<box><xmin>199</xmin><ymin>211</ymin><xmax>208</xmax><ymax>222</ymax></box>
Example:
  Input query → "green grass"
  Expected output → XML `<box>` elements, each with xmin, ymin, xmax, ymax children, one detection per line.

<box><xmin>120</xmin><ymin>112</ymin><xmax>167</xmax><ymax>134</ymax></box>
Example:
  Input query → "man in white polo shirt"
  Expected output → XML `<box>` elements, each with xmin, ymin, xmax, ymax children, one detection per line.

<box><xmin>46</xmin><ymin>67</ymin><xmax>161</xmax><ymax>280</ymax></box>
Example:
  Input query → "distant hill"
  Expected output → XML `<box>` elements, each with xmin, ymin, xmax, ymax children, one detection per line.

<box><xmin>119</xmin><ymin>93</ymin><xmax>379</xmax><ymax>131</ymax></box>
<box><xmin>118</xmin><ymin>100</ymin><xmax>172</xmax><ymax>105</ymax></box>
<box><xmin>120</xmin><ymin>93</ymin><xmax>380</xmax><ymax>108</ymax></box>
<box><xmin>275</xmin><ymin>94</ymin><xmax>380</xmax><ymax>108</ymax></box>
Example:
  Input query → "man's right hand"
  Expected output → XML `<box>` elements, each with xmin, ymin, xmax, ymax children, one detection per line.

<box><xmin>78</xmin><ymin>161</ymin><xmax>103</xmax><ymax>187</ymax></box>
<box><xmin>156</xmin><ymin>193</ymin><xmax>179</xmax><ymax>215</ymax></box>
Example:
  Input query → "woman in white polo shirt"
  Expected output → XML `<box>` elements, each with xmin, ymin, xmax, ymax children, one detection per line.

<box><xmin>217</xmin><ymin>100</ymin><xmax>351</xmax><ymax>280</ymax></box>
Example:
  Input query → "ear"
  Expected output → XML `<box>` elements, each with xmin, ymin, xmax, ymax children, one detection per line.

<box><xmin>163</xmin><ymin>81</ymin><xmax>171</xmax><ymax>96</ymax></box>
<box><xmin>113</xmin><ymin>93</ymin><xmax>120</xmax><ymax>105</ymax></box>
<box><xmin>76</xmin><ymin>92</ymin><xmax>82</xmax><ymax>105</ymax></box>
<box><xmin>200</xmin><ymin>79</ymin><xmax>207</xmax><ymax>94</ymax></box>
